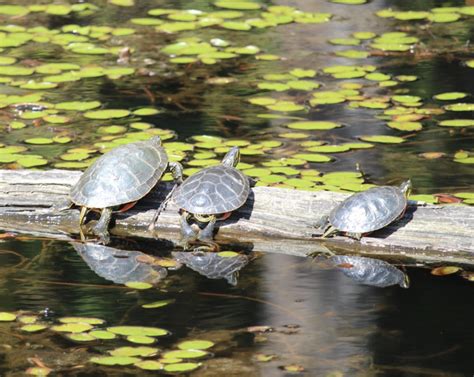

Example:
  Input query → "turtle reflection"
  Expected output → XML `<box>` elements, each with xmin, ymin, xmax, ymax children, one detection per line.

<box><xmin>328</xmin><ymin>255</ymin><xmax>409</xmax><ymax>288</ymax></box>
<box><xmin>72</xmin><ymin>242</ymin><xmax>167</xmax><ymax>285</ymax></box>
<box><xmin>172</xmin><ymin>250</ymin><xmax>250</xmax><ymax>286</ymax></box>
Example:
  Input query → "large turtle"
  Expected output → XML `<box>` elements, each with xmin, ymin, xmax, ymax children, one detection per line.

<box><xmin>320</xmin><ymin>180</ymin><xmax>411</xmax><ymax>240</ymax></box>
<box><xmin>57</xmin><ymin>136</ymin><xmax>183</xmax><ymax>243</ymax></box>
<box><xmin>172</xmin><ymin>146</ymin><xmax>250</xmax><ymax>247</ymax></box>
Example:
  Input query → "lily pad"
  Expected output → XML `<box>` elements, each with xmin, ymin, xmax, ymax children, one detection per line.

<box><xmin>438</xmin><ymin>119</ymin><xmax>474</xmax><ymax>127</ymax></box>
<box><xmin>107</xmin><ymin>326</ymin><xmax>169</xmax><ymax>337</ymax></box>
<box><xmin>90</xmin><ymin>356</ymin><xmax>140</xmax><ymax>366</ymax></box>
<box><xmin>142</xmin><ymin>299</ymin><xmax>175</xmax><ymax>309</ymax></box>
<box><xmin>214</xmin><ymin>1</ymin><xmax>261</xmax><ymax>10</ymax></box>
<box><xmin>84</xmin><ymin>109</ymin><xmax>130</xmax><ymax>119</ymax></box>
<box><xmin>163</xmin><ymin>350</ymin><xmax>208</xmax><ymax>359</ymax></box>
<box><xmin>434</xmin><ymin>92</ymin><xmax>468</xmax><ymax>101</ymax></box>
<box><xmin>110</xmin><ymin>346</ymin><xmax>158</xmax><ymax>357</ymax></box>
<box><xmin>51</xmin><ymin>323</ymin><xmax>93</xmax><ymax>333</ymax></box>
<box><xmin>359</xmin><ymin>135</ymin><xmax>405</xmax><ymax>144</ymax></box>
<box><xmin>287</xmin><ymin>121</ymin><xmax>341</xmax><ymax>130</ymax></box>
<box><xmin>164</xmin><ymin>363</ymin><xmax>201</xmax><ymax>372</ymax></box>
<box><xmin>0</xmin><ymin>312</ymin><xmax>16</xmax><ymax>321</ymax></box>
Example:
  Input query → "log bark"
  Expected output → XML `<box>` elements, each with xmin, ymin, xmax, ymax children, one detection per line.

<box><xmin>0</xmin><ymin>169</ymin><xmax>473</xmax><ymax>266</ymax></box>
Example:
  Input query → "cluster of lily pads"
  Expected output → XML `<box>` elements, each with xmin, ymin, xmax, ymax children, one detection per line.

<box><xmin>0</xmin><ymin>308</ymin><xmax>214</xmax><ymax>374</ymax></box>
<box><xmin>376</xmin><ymin>6</ymin><xmax>474</xmax><ymax>23</ymax></box>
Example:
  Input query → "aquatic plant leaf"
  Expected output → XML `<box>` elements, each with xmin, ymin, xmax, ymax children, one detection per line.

<box><xmin>24</xmin><ymin>138</ymin><xmax>53</xmax><ymax>145</ymax></box>
<box><xmin>214</xmin><ymin>1</ymin><xmax>261</xmax><ymax>10</ymax></box>
<box><xmin>434</xmin><ymin>92</ymin><xmax>468</xmax><ymax>101</ymax></box>
<box><xmin>293</xmin><ymin>153</ymin><xmax>332</xmax><ymax>162</ymax></box>
<box><xmin>125</xmin><ymin>281</ymin><xmax>153</xmax><ymax>290</ymax></box>
<box><xmin>335</xmin><ymin>50</ymin><xmax>369</xmax><ymax>59</ymax></box>
<box><xmin>110</xmin><ymin>346</ymin><xmax>158</xmax><ymax>357</ymax></box>
<box><xmin>428</xmin><ymin>13</ymin><xmax>460</xmax><ymax>22</ymax></box>
<box><xmin>51</xmin><ymin>323</ymin><xmax>93</xmax><ymax>333</ymax></box>
<box><xmin>438</xmin><ymin>119</ymin><xmax>474</xmax><ymax>127</ymax></box>
<box><xmin>387</xmin><ymin>121</ymin><xmax>423</xmax><ymax>131</ymax></box>
<box><xmin>0</xmin><ymin>5</ymin><xmax>30</xmax><ymax>16</ymax></box>
<box><xmin>287</xmin><ymin>121</ymin><xmax>341</xmax><ymax>130</ymax></box>
<box><xmin>352</xmin><ymin>31</ymin><xmax>376</xmax><ymax>39</ymax></box>
<box><xmin>142</xmin><ymin>299</ymin><xmax>175</xmax><ymax>309</ymax></box>
<box><xmin>330</xmin><ymin>0</ymin><xmax>366</xmax><ymax>3</ymax></box>
<box><xmin>289</xmin><ymin>68</ymin><xmax>316</xmax><ymax>78</ymax></box>
<box><xmin>127</xmin><ymin>335</ymin><xmax>157</xmax><ymax>344</ymax></box>
<box><xmin>0</xmin><ymin>66</ymin><xmax>34</xmax><ymax>76</ymax></box>
<box><xmin>107</xmin><ymin>326</ymin><xmax>169</xmax><ymax>337</ymax></box>
<box><xmin>0</xmin><ymin>312</ymin><xmax>16</xmax><ymax>321</ymax></box>
<box><xmin>90</xmin><ymin>356</ymin><xmax>141</xmax><ymax>366</ymax></box>
<box><xmin>163</xmin><ymin>350</ymin><xmax>208</xmax><ymax>359</ymax></box>
<box><xmin>84</xmin><ymin>109</ymin><xmax>130</xmax><ymax>119</ymax></box>
<box><xmin>59</xmin><ymin>317</ymin><xmax>105</xmax><ymax>325</ymax></box>
<box><xmin>89</xmin><ymin>330</ymin><xmax>116</xmax><ymax>340</ymax></box>
<box><xmin>266</xmin><ymin>101</ymin><xmax>304</xmax><ymax>112</ymax></box>
<box><xmin>55</xmin><ymin>101</ymin><xmax>101</xmax><ymax>111</ymax></box>
<box><xmin>67</xmin><ymin>333</ymin><xmax>96</xmax><ymax>342</ymax></box>
<box><xmin>306</xmin><ymin>145</ymin><xmax>350</xmax><ymax>153</ymax></box>
<box><xmin>0</xmin><ymin>57</ymin><xmax>17</xmax><ymax>65</ymax></box>
<box><xmin>444</xmin><ymin>103</ymin><xmax>474</xmax><ymax>111</ymax></box>
<box><xmin>178</xmin><ymin>339</ymin><xmax>214</xmax><ymax>350</ymax></box>
<box><xmin>21</xmin><ymin>324</ymin><xmax>48</xmax><ymax>332</ymax></box>
<box><xmin>359</xmin><ymin>135</ymin><xmax>405</xmax><ymax>144</ymax></box>
<box><xmin>134</xmin><ymin>360</ymin><xmax>164</xmax><ymax>370</ymax></box>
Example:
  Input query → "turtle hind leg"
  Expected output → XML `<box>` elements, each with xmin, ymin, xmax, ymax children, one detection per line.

<box><xmin>198</xmin><ymin>216</ymin><xmax>216</xmax><ymax>242</ymax></box>
<box><xmin>180</xmin><ymin>212</ymin><xmax>197</xmax><ymax>250</ymax></box>
<box><xmin>91</xmin><ymin>207</ymin><xmax>112</xmax><ymax>244</ymax></box>
<box><xmin>346</xmin><ymin>232</ymin><xmax>362</xmax><ymax>241</ymax></box>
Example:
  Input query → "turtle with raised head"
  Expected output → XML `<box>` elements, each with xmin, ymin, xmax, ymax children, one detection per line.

<box><xmin>320</xmin><ymin>180</ymin><xmax>411</xmax><ymax>240</ymax></box>
<box><xmin>172</xmin><ymin>146</ymin><xmax>250</xmax><ymax>247</ymax></box>
<box><xmin>57</xmin><ymin>136</ymin><xmax>183</xmax><ymax>243</ymax></box>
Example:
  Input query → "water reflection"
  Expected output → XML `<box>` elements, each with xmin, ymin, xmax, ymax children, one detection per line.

<box><xmin>0</xmin><ymin>238</ymin><xmax>472</xmax><ymax>375</ymax></box>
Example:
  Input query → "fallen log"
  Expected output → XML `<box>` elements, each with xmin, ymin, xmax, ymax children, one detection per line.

<box><xmin>0</xmin><ymin>169</ymin><xmax>473</xmax><ymax>267</ymax></box>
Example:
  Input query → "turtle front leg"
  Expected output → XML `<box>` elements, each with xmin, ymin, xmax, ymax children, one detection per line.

<box><xmin>180</xmin><ymin>211</ymin><xmax>197</xmax><ymax>250</ymax></box>
<box><xmin>321</xmin><ymin>225</ymin><xmax>337</xmax><ymax>238</ymax></box>
<box><xmin>197</xmin><ymin>215</ymin><xmax>217</xmax><ymax>242</ymax></box>
<box><xmin>91</xmin><ymin>207</ymin><xmax>113</xmax><ymax>244</ymax></box>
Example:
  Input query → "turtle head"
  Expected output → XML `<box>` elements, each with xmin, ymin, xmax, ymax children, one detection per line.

<box><xmin>150</xmin><ymin>136</ymin><xmax>162</xmax><ymax>146</ymax></box>
<box><xmin>400</xmin><ymin>179</ymin><xmax>412</xmax><ymax>197</ymax></box>
<box><xmin>222</xmin><ymin>146</ymin><xmax>240</xmax><ymax>167</ymax></box>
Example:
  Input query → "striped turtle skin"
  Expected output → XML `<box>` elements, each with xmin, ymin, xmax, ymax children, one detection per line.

<box><xmin>173</xmin><ymin>163</ymin><xmax>250</xmax><ymax>215</ymax></box>
<box><xmin>70</xmin><ymin>136</ymin><xmax>167</xmax><ymax>208</ymax></box>
<box><xmin>329</xmin><ymin>181</ymin><xmax>410</xmax><ymax>234</ymax></box>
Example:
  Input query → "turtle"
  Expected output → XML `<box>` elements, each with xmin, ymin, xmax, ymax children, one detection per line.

<box><xmin>319</xmin><ymin>180</ymin><xmax>411</xmax><ymax>240</ymax></box>
<box><xmin>172</xmin><ymin>146</ymin><xmax>250</xmax><ymax>247</ymax></box>
<box><xmin>56</xmin><ymin>136</ymin><xmax>183</xmax><ymax>243</ymax></box>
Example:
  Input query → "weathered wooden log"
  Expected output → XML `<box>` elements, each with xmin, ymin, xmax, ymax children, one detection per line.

<box><xmin>0</xmin><ymin>169</ymin><xmax>473</xmax><ymax>266</ymax></box>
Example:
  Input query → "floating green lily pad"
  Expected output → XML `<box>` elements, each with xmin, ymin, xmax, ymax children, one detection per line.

<box><xmin>24</xmin><ymin>138</ymin><xmax>53</xmax><ymax>145</ymax></box>
<box><xmin>67</xmin><ymin>333</ymin><xmax>96</xmax><ymax>342</ymax></box>
<box><xmin>387</xmin><ymin>121</ymin><xmax>423</xmax><ymax>131</ymax></box>
<box><xmin>293</xmin><ymin>153</ymin><xmax>332</xmax><ymax>162</ymax></box>
<box><xmin>59</xmin><ymin>317</ymin><xmax>105</xmax><ymax>325</ymax></box>
<box><xmin>52</xmin><ymin>323</ymin><xmax>93</xmax><ymax>333</ymax></box>
<box><xmin>90</xmin><ymin>356</ymin><xmax>141</xmax><ymax>366</ymax></box>
<box><xmin>434</xmin><ymin>92</ymin><xmax>468</xmax><ymax>101</ymax></box>
<box><xmin>135</xmin><ymin>360</ymin><xmax>164</xmax><ymax>370</ymax></box>
<box><xmin>21</xmin><ymin>324</ymin><xmax>48</xmax><ymax>332</ymax></box>
<box><xmin>359</xmin><ymin>135</ymin><xmax>405</xmax><ymax>144</ymax></box>
<box><xmin>110</xmin><ymin>346</ymin><xmax>158</xmax><ymax>357</ymax></box>
<box><xmin>0</xmin><ymin>312</ymin><xmax>16</xmax><ymax>321</ymax></box>
<box><xmin>107</xmin><ymin>326</ymin><xmax>169</xmax><ymax>337</ymax></box>
<box><xmin>214</xmin><ymin>1</ymin><xmax>261</xmax><ymax>10</ymax></box>
<box><xmin>438</xmin><ymin>119</ymin><xmax>474</xmax><ymax>127</ymax></box>
<box><xmin>55</xmin><ymin>101</ymin><xmax>101</xmax><ymax>111</ymax></box>
<box><xmin>164</xmin><ymin>362</ymin><xmax>201</xmax><ymax>372</ymax></box>
<box><xmin>89</xmin><ymin>330</ymin><xmax>116</xmax><ymax>340</ymax></box>
<box><xmin>163</xmin><ymin>350</ymin><xmax>208</xmax><ymax>359</ymax></box>
<box><xmin>84</xmin><ymin>109</ymin><xmax>131</xmax><ymax>119</ymax></box>
<box><xmin>287</xmin><ymin>121</ymin><xmax>341</xmax><ymax>130</ymax></box>
<box><xmin>127</xmin><ymin>335</ymin><xmax>157</xmax><ymax>344</ymax></box>
<box><xmin>444</xmin><ymin>103</ymin><xmax>474</xmax><ymax>111</ymax></box>
<box><xmin>125</xmin><ymin>281</ymin><xmax>153</xmax><ymax>290</ymax></box>
<box><xmin>142</xmin><ymin>299</ymin><xmax>175</xmax><ymax>309</ymax></box>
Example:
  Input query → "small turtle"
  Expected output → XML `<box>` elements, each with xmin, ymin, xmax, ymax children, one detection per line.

<box><xmin>320</xmin><ymin>180</ymin><xmax>411</xmax><ymax>240</ymax></box>
<box><xmin>172</xmin><ymin>250</ymin><xmax>250</xmax><ymax>285</ymax></box>
<box><xmin>172</xmin><ymin>147</ymin><xmax>250</xmax><ymax>247</ymax></box>
<box><xmin>56</xmin><ymin>136</ymin><xmax>183</xmax><ymax>243</ymax></box>
<box><xmin>329</xmin><ymin>255</ymin><xmax>409</xmax><ymax>288</ymax></box>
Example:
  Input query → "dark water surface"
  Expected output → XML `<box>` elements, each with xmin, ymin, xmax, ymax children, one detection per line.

<box><xmin>0</xmin><ymin>238</ymin><xmax>473</xmax><ymax>376</ymax></box>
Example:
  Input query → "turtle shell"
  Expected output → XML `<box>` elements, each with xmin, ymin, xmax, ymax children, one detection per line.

<box><xmin>329</xmin><ymin>185</ymin><xmax>407</xmax><ymax>234</ymax></box>
<box><xmin>70</xmin><ymin>137</ymin><xmax>167</xmax><ymax>208</ymax></box>
<box><xmin>173</xmin><ymin>165</ymin><xmax>250</xmax><ymax>215</ymax></box>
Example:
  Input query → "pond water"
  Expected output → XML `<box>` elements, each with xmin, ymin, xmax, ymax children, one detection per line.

<box><xmin>0</xmin><ymin>0</ymin><xmax>473</xmax><ymax>375</ymax></box>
